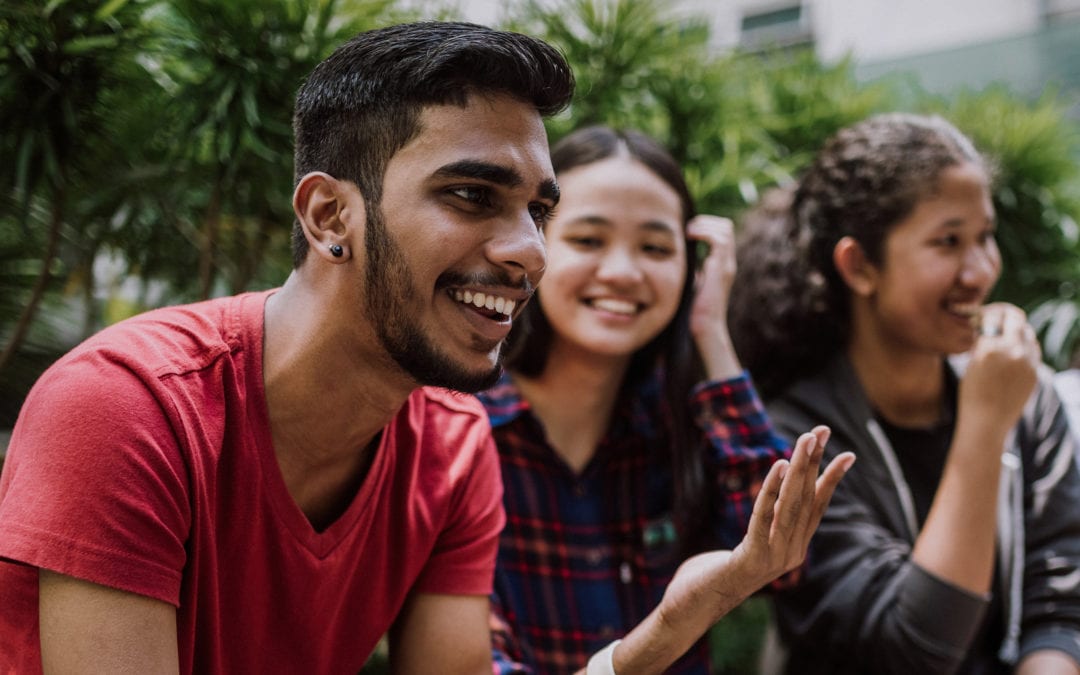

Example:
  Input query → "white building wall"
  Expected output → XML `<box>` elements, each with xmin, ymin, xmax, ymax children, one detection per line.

<box><xmin>810</xmin><ymin>0</ymin><xmax>1041</xmax><ymax>62</ymax></box>
<box><xmin>456</xmin><ymin>0</ymin><xmax>502</xmax><ymax>26</ymax></box>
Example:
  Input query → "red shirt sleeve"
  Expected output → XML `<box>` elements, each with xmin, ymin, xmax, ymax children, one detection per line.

<box><xmin>0</xmin><ymin>348</ymin><xmax>192</xmax><ymax>606</ymax></box>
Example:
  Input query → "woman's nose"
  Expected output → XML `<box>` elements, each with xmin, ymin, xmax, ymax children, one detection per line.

<box><xmin>960</xmin><ymin>243</ymin><xmax>1001</xmax><ymax>287</ymax></box>
<box><xmin>596</xmin><ymin>247</ymin><xmax>643</xmax><ymax>284</ymax></box>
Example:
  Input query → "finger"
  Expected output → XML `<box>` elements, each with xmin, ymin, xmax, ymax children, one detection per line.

<box><xmin>772</xmin><ymin>432</ymin><xmax>816</xmax><ymax>540</ymax></box>
<box><xmin>790</xmin><ymin>428</ymin><xmax>825</xmax><ymax>544</ymax></box>
<box><xmin>977</xmin><ymin>311</ymin><xmax>1004</xmax><ymax>339</ymax></box>
<box><xmin>1022</xmin><ymin>322</ymin><xmax>1037</xmax><ymax>346</ymax></box>
<box><xmin>999</xmin><ymin>306</ymin><xmax>1026</xmax><ymax>340</ymax></box>
<box><xmin>746</xmin><ymin>458</ymin><xmax>787</xmax><ymax>550</ymax></box>
<box><xmin>686</xmin><ymin>217</ymin><xmax>735</xmax><ymax>263</ymax></box>
<box><xmin>685</xmin><ymin>215</ymin><xmax>734</xmax><ymax>242</ymax></box>
<box><xmin>795</xmin><ymin>451</ymin><xmax>856</xmax><ymax>553</ymax></box>
<box><xmin>1026</xmin><ymin>325</ymin><xmax>1043</xmax><ymax>364</ymax></box>
<box><xmin>811</xmin><ymin>425</ymin><xmax>831</xmax><ymax>449</ymax></box>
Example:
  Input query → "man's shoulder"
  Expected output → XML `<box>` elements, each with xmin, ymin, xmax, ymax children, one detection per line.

<box><xmin>61</xmin><ymin>291</ymin><xmax>270</xmax><ymax>379</ymax></box>
<box><xmin>393</xmin><ymin>389</ymin><xmax>494</xmax><ymax>466</ymax></box>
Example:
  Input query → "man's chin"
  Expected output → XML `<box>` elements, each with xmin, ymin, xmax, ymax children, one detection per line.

<box><xmin>420</xmin><ymin>362</ymin><xmax>503</xmax><ymax>394</ymax></box>
<box><xmin>402</xmin><ymin>346</ymin><xmax>504</xmax><ymax>393</ymax></box>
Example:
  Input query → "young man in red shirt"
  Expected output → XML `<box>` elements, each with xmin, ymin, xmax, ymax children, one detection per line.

<box><xmin>0</xmin><ymin>21</ymin><xmax>572</xmax><ymax>673</ymax></box>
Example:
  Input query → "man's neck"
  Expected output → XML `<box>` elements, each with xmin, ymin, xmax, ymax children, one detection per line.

<box><xmin>261</xmin><ymin>274</ymin><xmax>415</xmax><ymax>525</ymax></box>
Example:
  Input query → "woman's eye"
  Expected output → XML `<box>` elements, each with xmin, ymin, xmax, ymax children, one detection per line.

<box><xmin>568</xmin><ymin>236</ymin><xmax>602</xmax><ymax>248</ymax></box>
<box><xmin>643</xmin><ymin>243</ymin><xmax>675</xmax><ymax>256</ymax></box>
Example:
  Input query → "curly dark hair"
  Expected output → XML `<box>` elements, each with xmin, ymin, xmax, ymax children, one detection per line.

<box><xmin>290</xmin><ymin>21</ymin><xmax>575</xmax><ymax>267</ymax></box>
<box><xmin>729</xmin><ymin>113</ymin><xmax>991</xmax><ymax>399</ymax></box>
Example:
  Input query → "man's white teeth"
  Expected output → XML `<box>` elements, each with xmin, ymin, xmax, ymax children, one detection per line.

<box><xmin>452</xmin><ymin>290</ymin><xmax>516</xmax><ymax>315</ymax></box>
<box><xmin>592</xmin><ymin>298</ymin><xmax>637</xmax><ymax>315</ymax></box>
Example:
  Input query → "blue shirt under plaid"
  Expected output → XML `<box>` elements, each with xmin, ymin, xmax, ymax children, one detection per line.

<box><xmin>478</xmin><ymin>370</ymin><xmax>789</xmax><ymax>674</ymax></box>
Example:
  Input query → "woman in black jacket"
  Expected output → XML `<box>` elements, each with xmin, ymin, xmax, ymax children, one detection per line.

<box><xmin>730</xmin><ymin>112</ymin><xmax>1080</xmax><ymax>675</ymax></box>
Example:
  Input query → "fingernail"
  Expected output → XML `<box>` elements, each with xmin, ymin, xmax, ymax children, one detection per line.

<box><xmin>777</xmin><ymin>460</ymin><xmax>790</xmax><ymax>480</ymax></box>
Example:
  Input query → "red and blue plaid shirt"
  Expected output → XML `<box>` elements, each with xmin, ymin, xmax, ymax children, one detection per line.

<box><xmin>477</xmin><ymin>370</ymin><xmax>789</xmax><ymax>674</ymax></box>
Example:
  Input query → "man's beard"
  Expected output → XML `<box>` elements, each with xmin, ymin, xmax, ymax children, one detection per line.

<box><xmin>363</xmin><ymin>202</ymin><xmax>503</xmax><ymax>393</ymax></box>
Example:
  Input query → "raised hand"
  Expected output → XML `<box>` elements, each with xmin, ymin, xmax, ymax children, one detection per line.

<box><xmin>662</xmin><ymin>426</ymin><xmax>854</xmax><ymax>621</ymax></box>
<box><xmin>962</xmin><ymin>302</ymin><xmax>1041</xmax><ymax>434</ymax></box>
<box><xmin>607</xmin><ymin>427</ymin><xmax>854</xmax><ymax>675</ymax></box>
<box><xmin>727</xmin><ymin>425</ymin><xmax>853</xmax><ymax>589</ymax></box>
<box><xmin>685</xmin><ymin>215</ymin><xmax>740</xmax><ymax>379</ymax></box>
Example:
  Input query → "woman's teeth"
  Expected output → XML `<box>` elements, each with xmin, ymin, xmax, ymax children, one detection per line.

<box><xmin>591</xmin><ymin>298</ymin><xmax>637</xmax><ymax>315</ymax></box>
<box><xmin>950</xmin><ymin>302</ymin><xmax>981</xmax><ymax>317</ymax></box>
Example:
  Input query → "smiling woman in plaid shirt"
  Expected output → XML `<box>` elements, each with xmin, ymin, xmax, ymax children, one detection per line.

<box><xmin>476</xmin><ymin>125</ymin><xmax>854</xmax><ymax>675</ymax></box>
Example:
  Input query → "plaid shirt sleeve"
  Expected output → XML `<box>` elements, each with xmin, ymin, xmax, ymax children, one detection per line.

<box><xmin>490</xmin><ymin>590</ymin><xmax>531</xmax><ymax>675</ymax></box>
<box><xmin>690</xmin><ymin>371</ymin><xmax>791</xmax><ymax>550</ymax></box>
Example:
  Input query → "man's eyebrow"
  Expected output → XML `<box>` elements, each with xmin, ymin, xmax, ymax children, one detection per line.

<box><xmin>540</xmin><ymin>178</ymin><xmax>559</xmax><ymax>205</ymax></box>
<box><xmin>433</xmin><ymin>160</ymin><xmax>560</xmax><ymax>203</ymax></box>
<box><xmin>434</xmin><ymin>160</ymin><xmax>523</xmax><ymax>188</ymax></box>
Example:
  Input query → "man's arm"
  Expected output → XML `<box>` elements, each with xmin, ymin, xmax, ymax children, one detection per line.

<box><xmin>39</xmin><ymin>569</ymin><xmax>178</xmax><ymax>674</ymax></box>
<box><xmin>388</xmin><ymin>592</ymin><xmax>491</xmax><ymax>675</ymax></box>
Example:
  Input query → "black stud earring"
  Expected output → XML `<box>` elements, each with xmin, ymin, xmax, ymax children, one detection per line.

<box><xmin>329</xmin><ymin>244</ymin><xmax>343</xmax><ymax>258</ymax></box>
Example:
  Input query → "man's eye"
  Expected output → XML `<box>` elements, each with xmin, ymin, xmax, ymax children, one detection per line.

<box><xmin>529</xmin><ymin>203</ymin><xmax>554</xmax><ymax>227</ymax></box>
<box><xmin>450</xmin><ymin>186</ymin><xmax>491</xmax><ymax>206</ymax></box>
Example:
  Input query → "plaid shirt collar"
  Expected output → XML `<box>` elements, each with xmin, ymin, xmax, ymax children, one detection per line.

<box><xmin>478</xmin><ymin>370</ymin><xmax>662</xmax><ymax>442</ymax></box>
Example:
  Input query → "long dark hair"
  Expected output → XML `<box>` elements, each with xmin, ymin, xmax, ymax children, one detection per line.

<box><xmin>729</xmin><ymin>113</ymin><xmax>990</xmax><ymax>399</ymax></box>
<box><xmin>503</xmin><ymin>125</ymin><xmax>714</xmax><ymax>555</ymax></box>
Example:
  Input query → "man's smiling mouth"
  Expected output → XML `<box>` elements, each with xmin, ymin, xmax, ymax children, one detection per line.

<box><xmin>451</xmin><ymin>289</ymin><xmax>517</xmax><ymax>319</ymax></box>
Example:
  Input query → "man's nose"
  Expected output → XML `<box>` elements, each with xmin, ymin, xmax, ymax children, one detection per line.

<box><xmin>488</xmin><ymin>211</ymin><xmax>547</xmax><ymax>287</ymax></box>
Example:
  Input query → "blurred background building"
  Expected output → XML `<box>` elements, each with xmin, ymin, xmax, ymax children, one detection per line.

<box><xmin>463</xmin><ymin>0</ymin><xmax>1080</xmax><ymax>116</ymax></box>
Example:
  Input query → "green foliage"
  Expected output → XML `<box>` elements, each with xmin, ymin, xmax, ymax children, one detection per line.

<box><xmin>507</xmin><ymin>0</ymin><xmax>713</xmax><ymax>138</ymax></box>
<box><xmin>123</xmin><ymin>0</ymin><xmax>408</xmax><ymax>300</ymax></box>
<box><xmin>0</xmin><ymin>0</ymin><xmax>148</xmax><ymax>204</ymax></box>
<box><xmin>0</xmin><ymin>0</ymin><xmax>156</xmax><ymax>412</ymax></box>
<box><xmin>709</xmin><ymin>595</ymin><xmax>770</xmax><ymax>673</ymax></box>
<box><xmin>504</xmin><ymin>0</ymin><xmax>894</xmax><ymax>221</ymax></box>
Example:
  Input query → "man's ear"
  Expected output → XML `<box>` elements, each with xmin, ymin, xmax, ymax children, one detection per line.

<box><xmin>833</xmin><ymin>236</ymin><xmax>878</xmax><ymax>297</ymax></box>
<box><xmin>293</xmin><ymin>172</ymin><xmax>365</xmax><ymax>262</ymax></box>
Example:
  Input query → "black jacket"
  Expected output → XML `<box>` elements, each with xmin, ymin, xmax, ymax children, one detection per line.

<box><xmin>766</xmin><ymin>355</ymin><xmax>1080</xmax><ymax>674</ymax></box>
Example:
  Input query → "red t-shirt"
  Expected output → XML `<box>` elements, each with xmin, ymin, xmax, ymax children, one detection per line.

<box><xmin>0</xmin><ymin>290</ymin><xmax>504</xmax><ymax>673</ymax></box>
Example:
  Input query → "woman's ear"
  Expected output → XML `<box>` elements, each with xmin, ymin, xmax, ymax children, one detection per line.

<box><xmin>833</xmin><ymin>236</ymin><xmax>878</xmax><ymax>297</ymax></box>
<box><xmin>293</xmin><ymin>172</ymin><xmax>365</xmax><ymax>263</ymax></box>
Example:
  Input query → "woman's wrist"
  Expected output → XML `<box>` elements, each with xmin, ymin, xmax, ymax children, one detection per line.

<box><xmin>586</xmin><ymin>639</ymin><xmax>621</xmax><ymax>675</ymax></box>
